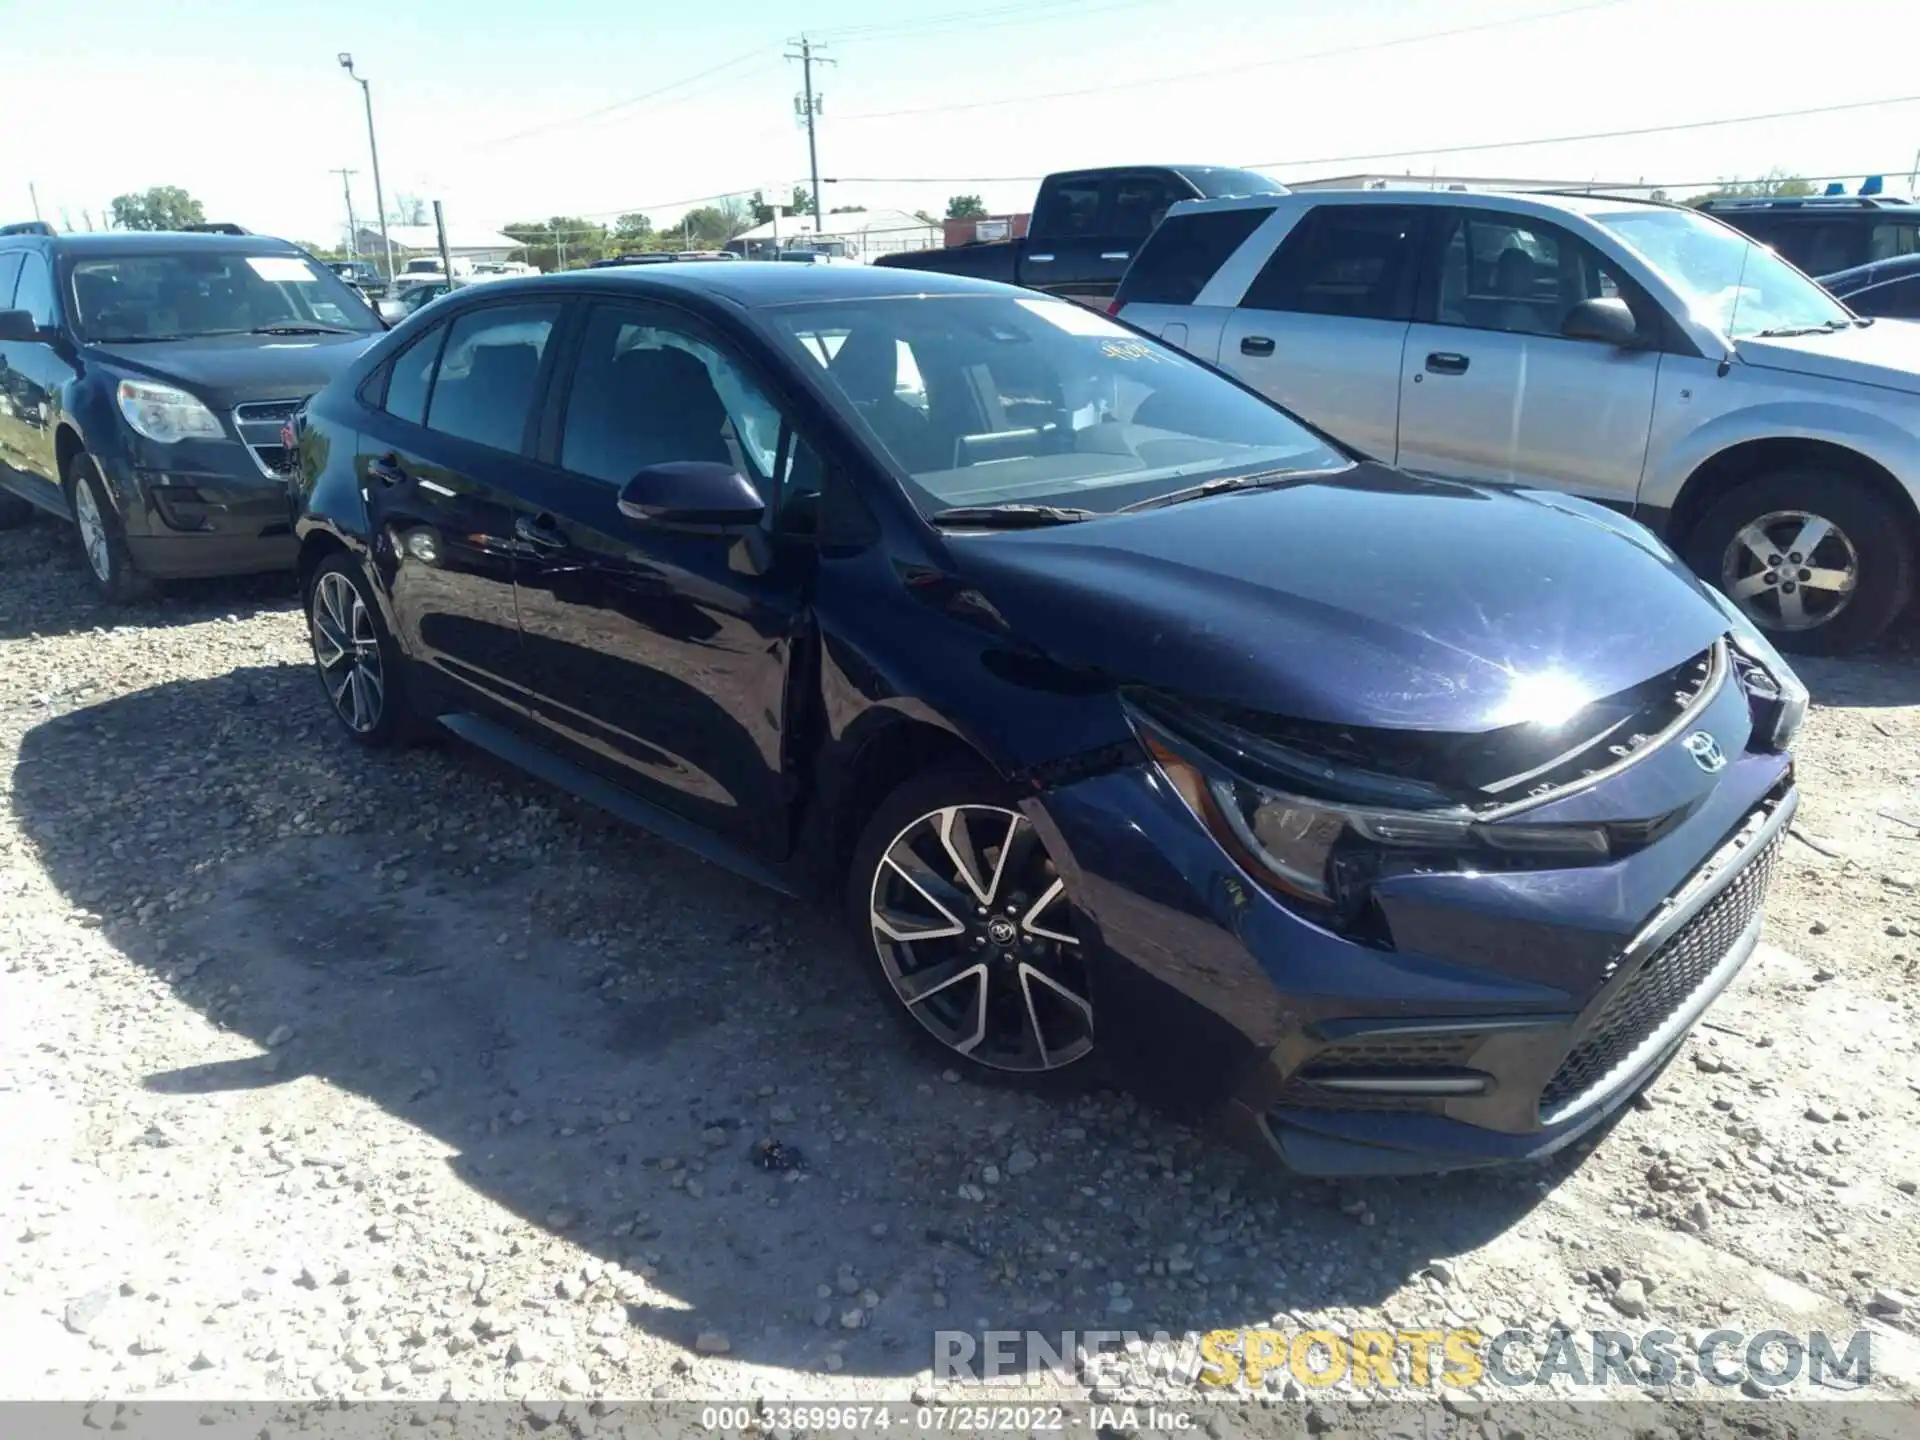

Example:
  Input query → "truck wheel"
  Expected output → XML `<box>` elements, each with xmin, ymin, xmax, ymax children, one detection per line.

<box><xmin>1683</xmin><ymin>470</ymin><xmax>1912</xmax><ymax>656</ymax></box>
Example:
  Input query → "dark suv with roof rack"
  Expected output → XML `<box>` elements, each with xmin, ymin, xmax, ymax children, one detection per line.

<box><xmin>0</xmin><ymin>226</ymin><xmax>384</xmax><ymax>600</ymax></box>
<box><xmin>1696</xmin><ymin>187</ymin><xmax>1920</xmax><ymax>277</ymax></box>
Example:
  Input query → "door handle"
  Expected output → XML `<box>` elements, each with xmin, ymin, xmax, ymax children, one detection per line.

<box><xmin>513</xmin><ymin>513</ymin><xmax>568</xmax><ymax>550</ymax></box>
<box><xmin>367</xmin><ymin>453</ymin><xmax>406</xmax><ymax>486</ymax></box>
<box><xmin>1425</xmin><ymin>352</ymin><xmax>1470</xmax><ymax>375</ymax></box>
<box><xmin>1100</xmin><ymin>251</ymin><xmax>1131</xmax><ymax>262</ymax></box>
<box><xmin>1027</xmin><ymin>253</ymin><xmax>1056</xmax><ymax>263</ymax></box>
<box><xmin>1240</xmin><ymin>335</ymin><xmax>1276</xmax><ymax>357</ymax></box>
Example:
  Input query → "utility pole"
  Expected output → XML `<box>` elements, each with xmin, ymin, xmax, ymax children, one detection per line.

<box><xmin>332</xmin><ymin>168</ymin><xmax>360</xmax><ymax>258</ymax></box>
<box><xmin>338</xmin><ymin>55</ymin><xmax>395</xmax><ymax>280</ymax></box>
<box><xmin>786</xmin><ymin>35</ymin><xmax>834</xmax><ymax>228</ymax></box>
<box><xmin>28</xmin><ymin>183</ymin><xmax>41</xmax><ymax>221</ymax></box>
<box><xmin>433</xmin><ymin>201</ymin><xmax>455</xmax><ymax>287</ymax></box>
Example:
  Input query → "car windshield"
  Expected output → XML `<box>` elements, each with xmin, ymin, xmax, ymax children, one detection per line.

<box><xmin>768</xmin><ymin>295</ymin><xmax>1349</xmax><ymax>515</ymax></box>
<box><xmin>1594</xmin><ymin>208</ymin><xmax>1854</xmax><ymax>338</ymax></box>
<box><xmin>68</xmin><ymin>251</ymin><xmax>381</xmax><ymax>341</ymax></box>
<box><xmin>1183</xmin><ymin>167</ymin><xmax>1288</xmax><ymax>198</ymax></box>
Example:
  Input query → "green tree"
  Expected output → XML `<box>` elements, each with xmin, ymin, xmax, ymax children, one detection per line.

<box><xmin>613</xmin><ymin>213</ymin><xmax>654</xmax><ymax>241</ymax></box>
<box><xmin>830</xmin><ymin>204</ymin><xmax>867</xmax><ymax>214</ymax></box>
<box><xmin>1687</xmin><ymin>170</ymin><xmax>1817</xmax><ymax>206</ymax></box>
<box><xmin>750</xmin><ymin>186</ymin><xmax>815</xmax><ymax>226</ymax></box>
<box><xmin>677</xmin><ymin>206</ymin><xmax>732</xmax><ymax>246</ymax></box>
<box><xmin>109</xmin><ymin>186</ymin><xmax>207</xmax><ymax>231</ymax></box>
<box><xmin>503</xmin><ymin>216</ymin><xmax>609</xmax><ymax>272</ymax></box>
<box><xmin>945</xmin><ymin>194</ymin><xmax>988</xmax><ymax>220</ymax></box>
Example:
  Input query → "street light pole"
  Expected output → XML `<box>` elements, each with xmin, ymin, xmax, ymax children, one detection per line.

<box><xmin>338</xmin><ymin>54</ymin><xmax>394</xmax><ymax>281</ymax></box>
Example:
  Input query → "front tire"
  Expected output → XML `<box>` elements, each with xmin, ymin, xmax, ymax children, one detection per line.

<box><xmin>306</xmin><ymin>553</ymin><xmax>417</xmax><ymax>748</ymax></box>
<box><xmin>1684</xmin><ymin>470</ymin><xmax>1912</xmax><ymax>656</ymax></box>
<box><xmin>66</xmin><ymin>452</ymin><xmax>153</xmax><ymax>603</ymax></box>
<box><xmin>847</xmin><ymin>766</ymin><xmax>1095</xmax><ymax>1085</ymax></box>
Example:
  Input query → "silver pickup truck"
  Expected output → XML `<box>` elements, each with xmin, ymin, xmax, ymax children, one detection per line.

<box><xmin>1114</xmin><ymin>188</ymin><xmax>1920</xmax><ymax>654</ymax></box>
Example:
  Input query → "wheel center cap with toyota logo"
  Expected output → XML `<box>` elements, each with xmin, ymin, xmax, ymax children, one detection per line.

<box><xmin>987</xmin><ymin>917</ymin><xmax>1019</xmax><ymax>946</ymax></box>
<box><xmin>1683</xmin><ymin>731</ymin><xmax>1726</xmax><ymax>773</ymax></box>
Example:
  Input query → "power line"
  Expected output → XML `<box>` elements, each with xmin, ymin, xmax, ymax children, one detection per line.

<box><xmin>830</xmin><ymin>0</ymin><xmax>1630</xmax><ymax>121</ymax></box>
<box><xmin>469</xmin><ymin>48</ymin><xmax>773</xmax><ymax>151</ymax></box>
<box><xmin>813</xmin><ymin>0</ymin><xmax>1157</xmax><ymax>45</ymax></box>
<box><xmin>825</xmin><ymin>93</ymin><xmax>1920</xmax><ymax>185</ymax></box>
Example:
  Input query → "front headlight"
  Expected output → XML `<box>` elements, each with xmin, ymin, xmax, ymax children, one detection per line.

<box><xmin>1702</xmin><ymin>584</ymin><xmax>1809</xmax><ymax>750</ymax></box>
<box><xmin>116</xmin><ymin>379</ymin><xmax>225</xmax><ymax>444</ymax></box>
<box><xmin>1132</xmin><ymin>713</ymin><xmax>1610</xmax><ymax>929</ymax></box>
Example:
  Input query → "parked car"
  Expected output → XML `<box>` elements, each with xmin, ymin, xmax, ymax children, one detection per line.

<box><xmin>291</xmin><ymin>263</ymin><xmax>1804</xmax><ymax>1174</ymax></box>
<box><xmin>1697</xmin><ymin>188</ymin><xmax>1920</xmax><ymax>278</ymax></box>
<box><xmin>0</xmin><ymin>228</ymin><xmax>383</xmax><ymax>598</ymax></box>
<box><xmin>875</xmin><ymin>165</ymin><xmax>1286</xmax><ymax>305</ymax></box>
<box><xmin>1114</xmin><ymin>188</ymin><xmax>1920</xmax><ymax>655</ymax></box>
<box><xmin>390</xmin><ymin>255</ymin><xmax>477</xmax><ymax>296</ymax></box>
<box><xmin>1820</xmin><ymin>253</ymin><xmax>1920</xmax><ymax>321</ymax></box>
<box><xmin>327</xmin><ymin>258</ymin><xmax>386</xmax><ymax>297</ymax></box>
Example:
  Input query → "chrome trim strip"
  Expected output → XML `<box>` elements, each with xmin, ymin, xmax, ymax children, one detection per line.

<box><xmin>1313</xmin><ymin>1013</ymin><xmax>1572</xmax><ymax>1041</ymax></box>
<box><xmin>1479</xmin><ymin>638</ymin><xmax>1729</xmax><ymax>821</ymax></box>
<box><xmin>231</xmin><ymin>400</ymin><xmax>302</xmax><ymax>481</ymax></box>
<box><xmin>1307</xmin><ymin>1074</ymin><xmax>1490</xmax><ymax>1096</ymax></box>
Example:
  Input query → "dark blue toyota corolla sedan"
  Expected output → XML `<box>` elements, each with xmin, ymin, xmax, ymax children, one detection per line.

<box><xmin>289</xmin><ymin>263</ymin><xmax>1805</xmax><ymax>1175</ymax></box>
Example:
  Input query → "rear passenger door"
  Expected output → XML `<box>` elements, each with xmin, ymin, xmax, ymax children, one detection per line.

<box><xmin>1217</xmin><ymin>203</ymin><xmax>1424</xmax><ymax>460</ymax></box>
<box><xmin>1395</xmin><ymin>208</ymin><xmax>1660</xmax><ymax>507</ymax></box>
<box><xmin>357</xmin><ymin>299</ymin><xmax>566</xmax><ymax>723</ymax></box>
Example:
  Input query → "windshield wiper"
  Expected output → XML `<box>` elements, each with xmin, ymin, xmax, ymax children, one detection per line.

<box><xmin>1753</xmin><ymin>321</ymin><xmax>1850</xmax><ymax>338</ymax></box>
<box><xmin>249</xmin><ymin>324</ymin><xmax>359</xmax><ymax>336</ymax></box>
<box><xmin>1119</xmin><ymin>468</ymin><xmax>1305</xmax><ymax>513</ymax></box>
<box><xmin>929</xmin><ymin>503</ymin><xmax>1099</xmax><ymax>529</ymax></box>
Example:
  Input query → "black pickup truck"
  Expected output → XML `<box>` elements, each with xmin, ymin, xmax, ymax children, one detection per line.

<box><xmin>876</xmin><ymin>165</ymin><xmax>1285</xmax><ymax>305</ymax></box>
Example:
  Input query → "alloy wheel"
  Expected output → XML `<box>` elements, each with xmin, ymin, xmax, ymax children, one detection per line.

<box><xmin>868</xmin><ymin>803</ymin><xmax>1092</xmax><ymax>1073</ymax></box>
<box><xmin>73</xmin><ymin>475</ymin><xmax>112</xmax><ymax>583</ymax></box>
<box><xmin>1720</xmin><ymin>509</ymin><xmax>1859</xmax><ymax>633</ymax></box>
<box><xmin>310</xmin><ymin>570</ymin><xmax>386</xmax><ymax>733</ymax></box>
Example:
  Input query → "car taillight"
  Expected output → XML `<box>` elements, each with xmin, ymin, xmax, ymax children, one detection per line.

<box><xmin>1106</xmin><ymin>299</ymin><xmax>1124</xmax><ymax>317</ymax></box>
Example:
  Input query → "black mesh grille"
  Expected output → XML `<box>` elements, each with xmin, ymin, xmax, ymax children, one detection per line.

<box><xmin>1277</xmin><ymin>1031</ymin><xmax>1486</xmax><ymax>1112</ymax></box>
<box><xmin>249</xmin><ymin>444</ymin><xmax>298</xmax><ymax>477</ymax></box>
<box><xmin>1540</xmin><ymin>822</ymin><xmax>1783</xmax><ymax>1117</ymax></box>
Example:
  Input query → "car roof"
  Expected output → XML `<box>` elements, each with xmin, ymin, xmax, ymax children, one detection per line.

<box><xmin>452</xmin><ymin>260</ymin><xmax>1023</xmax><ymax>307</ymax></box>
<box><xmin>1822</xmin><ymin>252</ymin><xmax>1920</xmax><ymax>289</ymax></box>
<box><xmin>1161</xmin><ymin>187</ymin><xmax>1664</xmax><ymax>223</ymax></box>
<box><xmin>11</xmin><ymin>231</ymin><xmax>305</xmax><ymax>254</ymax></box>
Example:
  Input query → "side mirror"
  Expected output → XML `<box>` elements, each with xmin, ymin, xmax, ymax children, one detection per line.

<box><xmin>377</xmin><ymin>299</ymin><xmax>408</xmax><ymax>325</ymax></box>
<box><xmin>0</xmin><ymin>309</ymin><xmax>42</xmax><ymax>343</ymax></box>
<box><xmin>617</xmin><ymin>461</ymin><xmax>764</xmax><ymax>531</ymax></box>
<box><xmin>1561</xmin><ymin>296</ymin><xmax>1641</xmax><ymax>347</ymax></box>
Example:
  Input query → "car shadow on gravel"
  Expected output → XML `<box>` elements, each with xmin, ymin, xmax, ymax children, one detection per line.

<box><xmin>12</xmin><ymin>665</ymin><xmax>1580</xmax><ymax>1381</ymax></box>
<box><xmin>0</xmin><ymin>517</ymin><xmax>297</xmax><ymax>641</ymax></box>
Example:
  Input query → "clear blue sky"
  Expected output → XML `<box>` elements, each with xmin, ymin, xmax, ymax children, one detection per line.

<box><xmin>6</xmin><ymin>0</ymin><xmax>1918</xmax><ymax>246</ymax></box>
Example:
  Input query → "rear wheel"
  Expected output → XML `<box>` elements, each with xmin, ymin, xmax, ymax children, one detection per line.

<box><xmin>848</xmin><ymin>767</ymin><xmax>1095</xmax><ymax>1085</ymax></box>
<box><xmin>306</xmin><ymin>553</ymin><xmax>419</xmax><ymax>747</ymax></box>
<box><xmin>1684</xmin><ymin>469</ymin><xmax>1912</xmax><ymax>656</ymax></box>
<box><xmin>66</xmin><ymin>452</ymin><xmax>153</xmax><ymax>603</ymax></box>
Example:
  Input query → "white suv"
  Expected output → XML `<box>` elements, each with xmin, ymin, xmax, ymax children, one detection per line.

<box><xmin>1113</xmin><ymin>189</ymin><xmax>1920</xmax><ymax>654</ymax></box>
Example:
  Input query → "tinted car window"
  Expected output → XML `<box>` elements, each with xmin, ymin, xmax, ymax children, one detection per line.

<box><xmin>1796</xmin><ymin>223</ymin><xmax>1858</xmax><ymax>276</ymax></box>
<box><xmin>424</xmin><ymin>303</ymin><xmax>559</xmax><ymax>453</ymax></box>
<box><xmin>1118</xmin><ymin>208</ymin><xmax>1270</xmax><ymax>306</ymax></box>
<box><xmin>13</xmin><ymin>252</ymin><xmax>55</xmax><ymax>327</ymax></box>
<box><xmin>775</xmin><ymin>295</ymin><xmax>1348</xmax><ymax>516</ymax></box>
<box><xmin>1033</xmin><ymin>181</ymin><xmax>1102</xmax><ymax>238</ymax></box>
<box><xmin>560</xmin><ymin>305</ymin><xmax>787</xmax><ymax>496</ymax></box>
<box><xmin>1241</xmin><ymin>205</ymin><xmax>1421</xmax><ymax>321</ymax></box>
<box><xmin>382</xmin><ymin>323</ymin><xmax>446</xmax><ymax>427</ymax></box>
<box><xmin>0</xmin><ymin>252</ymin><xmax>22</xmax><ymax>309</ymax></box>
<box><xmin>1850</xmin><ymin>275</ymin><xmax>1920</xmax><ymax>319</ymax></box>
<box><xmin>1869</xmin><ymin>222</ymin><xmax>1920</xmax><ymax>261</ymax></box>
<box><xmin>1108</xmin><ymin>177</ymin><xmax>1185</xmax><ymax>238</ymax></box>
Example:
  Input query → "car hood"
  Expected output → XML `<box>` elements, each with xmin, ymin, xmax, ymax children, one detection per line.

<box><xmin>87</xmin><ymin>331</ymin><xmax>380</xmax><ymax>408</ymax></box>
<box><xmin>1734</xmin><ymin>321</ymin><xmax>1920</xmax><ymax>396</ymax></box>
<box><xmin>945</xmin><ymin>466</ymin><xmax>1730</xmax><ymax>731</ymax></box>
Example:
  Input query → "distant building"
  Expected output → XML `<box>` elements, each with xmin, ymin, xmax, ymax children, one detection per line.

<box><xmin>1290</xmin><ymin>173</ymin><xmax>1646</xmax><ymax>195</ymax></box>
<box><xmin>726</xmin><ymin>208</ymin><xmax>941</xmax><ymax>261</ymax></box>
<box><xmin>350</xmin><ymin>224</ymin><xmax>522</xmax><ymax>270</ymax></box>
<box><xmin>943</xmin><ymin>213</ymin><xmax>1030</xmax><ymax>248</ymax></box>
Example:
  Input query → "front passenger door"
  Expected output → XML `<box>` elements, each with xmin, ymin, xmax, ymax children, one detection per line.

<box><xmin>1395</xmin><ymin>209</ymin><xmax>1661</xmax><ymax>508</ymax></box>
<box><xmin>510</xmin><ymin>301</ymin><xmax>817</xmax><ymax>859</ymax></box>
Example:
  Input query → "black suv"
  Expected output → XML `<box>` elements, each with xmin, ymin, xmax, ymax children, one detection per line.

<box><xmin>0</xmin><ymin>226</ymin><xmax>384</xmax><ymax>600</ymax></box>
<box><xmin>1698</xmin><ymin>192</ymin><xmax>1920</xmax><ymax>277</ymax></box>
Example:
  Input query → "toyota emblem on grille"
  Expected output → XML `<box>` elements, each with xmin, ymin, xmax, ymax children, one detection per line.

<box><xmin>1683</xmin><ymin>731</ymin><xmax>1726</xmax><ymax>773</ymax></box>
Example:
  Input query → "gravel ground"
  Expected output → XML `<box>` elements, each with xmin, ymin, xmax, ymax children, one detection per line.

<box><xmin>3</xmin><ymin>510</ymin><xmax>1919</xmax><ymax>1429</ymax></box>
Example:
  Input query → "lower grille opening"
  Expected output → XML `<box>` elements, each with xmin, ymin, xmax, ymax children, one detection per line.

<box><xmin>1278</xmin><ymin>1031</ymin><xmax>1488</xmax><ymax>1113</ymax></box>
<box><xmin>1540</xmin><ymin>813</ymin><xmax>1784</xmax><ymax>1120</ymax></box>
